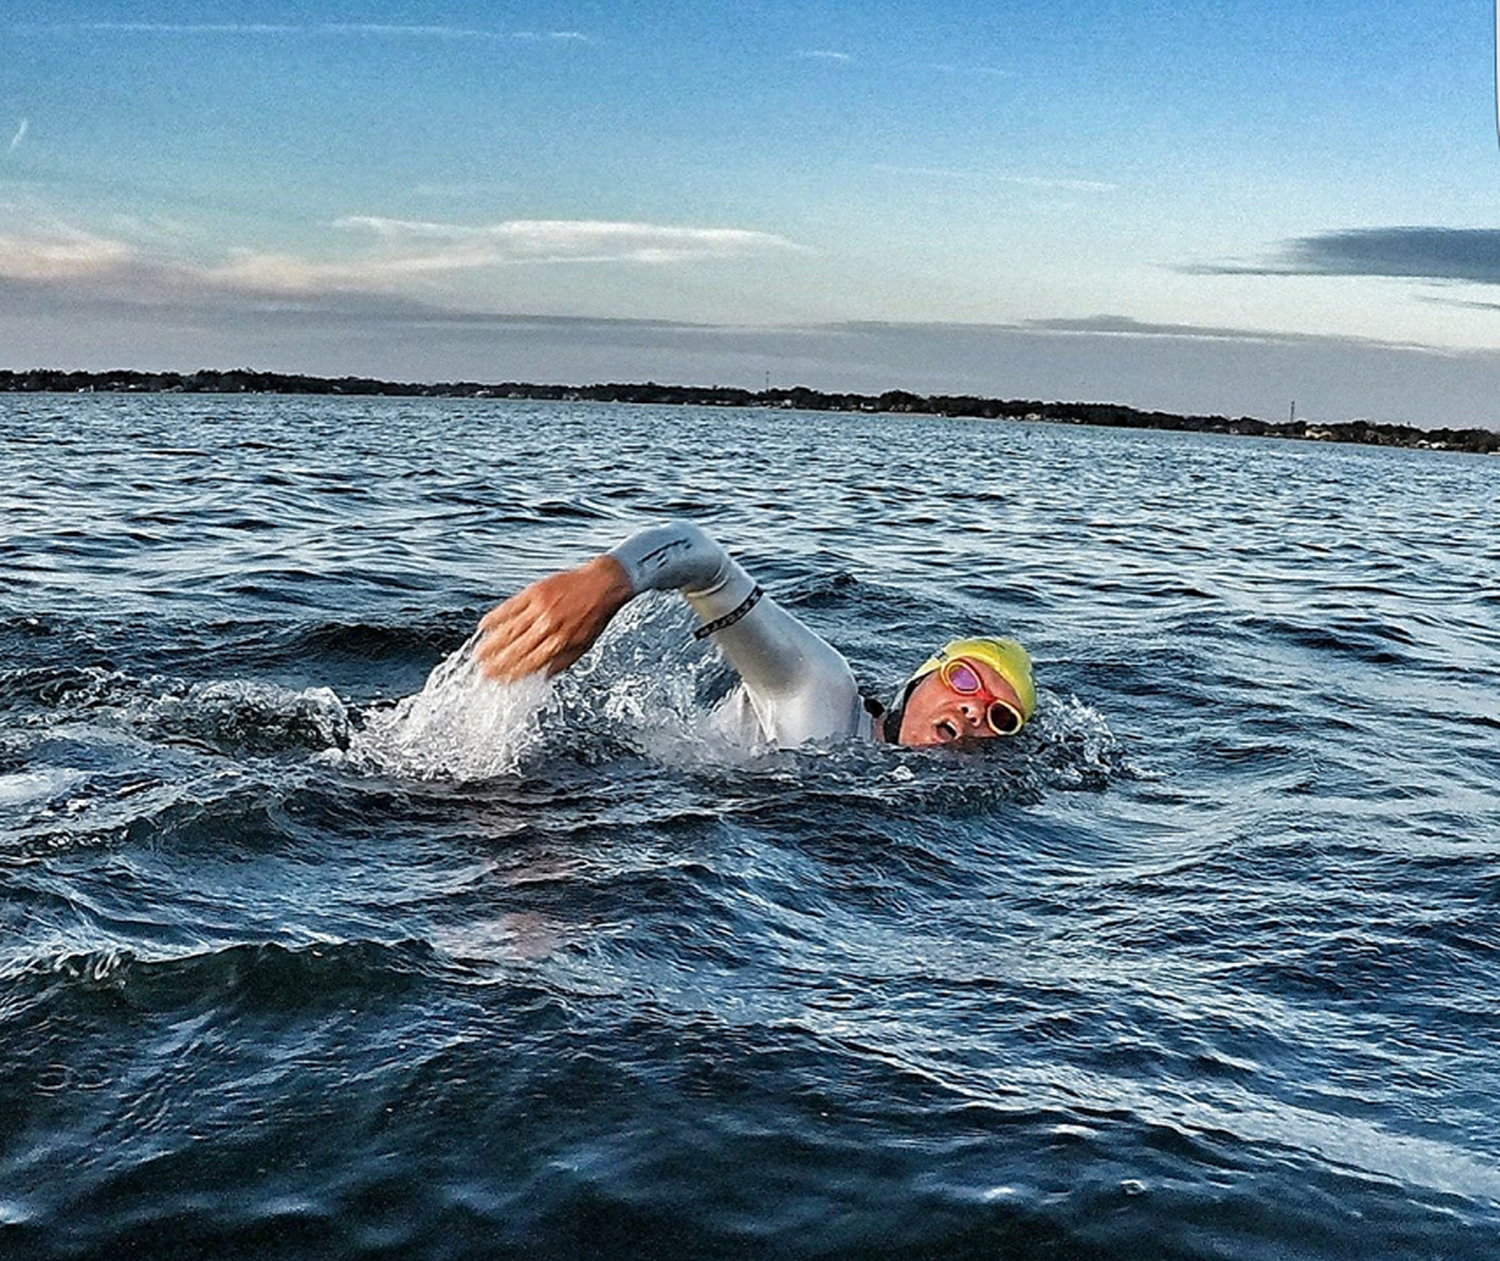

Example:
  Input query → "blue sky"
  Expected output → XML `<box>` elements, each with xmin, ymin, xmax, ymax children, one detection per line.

<box><xmin>2</xmin><ymin>0</ymin><xmax>1498</xmax><ymax>425</ymax></box>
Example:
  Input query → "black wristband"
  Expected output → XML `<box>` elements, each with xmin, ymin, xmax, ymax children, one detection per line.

<box><xmin>692</xmin><ymin>585</ymin><xmax>764</xmax><ymax>641</ymax></box>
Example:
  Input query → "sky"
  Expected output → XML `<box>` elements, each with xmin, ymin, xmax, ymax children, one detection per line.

<box><xmin>2</xmin><ymin>0</ymin><xmax>1499</xmax><ymax>427</ymax></box>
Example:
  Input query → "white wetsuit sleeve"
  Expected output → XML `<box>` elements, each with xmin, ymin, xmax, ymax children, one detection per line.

<box><xmin>609</xmin><ymin>521</ymin><xmax>869</xmax><ymax>747</ymax></box>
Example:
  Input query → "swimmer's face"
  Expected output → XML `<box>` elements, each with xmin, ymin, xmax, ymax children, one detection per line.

<box><xmin>896</xmin><ymin>657</ymin><xmax>1024</xmax><ymax>747</ymax></box>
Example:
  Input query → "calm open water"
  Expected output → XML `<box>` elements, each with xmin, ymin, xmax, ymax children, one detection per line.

<box><xmin>1</xmin><ymin>394</ymin><xmax>1497</xmax><ymax>1260</ymax></box>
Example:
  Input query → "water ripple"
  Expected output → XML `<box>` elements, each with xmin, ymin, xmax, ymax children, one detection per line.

<box><xmin>1</xmin><ymin>396</ymin><xmax>1497</xmax><ymax>1260</ymax></box>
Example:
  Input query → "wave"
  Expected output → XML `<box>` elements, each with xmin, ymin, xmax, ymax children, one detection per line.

<box><xmin>1237</xmin><ymin>612</ymin><xmax>1420</xmax><ymax>667</ymax></box>
<box><xmin>138</xmin><ymin>681</ymin><xmax>353</xmax><ymax>755</ymax></box>
<box><xmin>22</xmin><ymin>938</ymin><xmax>449</xmax><ymax>1010</ymax></box>
<box><xmin>12</xmin><ymin>670</ymin><xmax>355</xmax><ymax>759</ymax></box>
<box><xmin>0</xmin><ymin>609</ymin><xmax>474</xmax><ymax>685</ymax></box>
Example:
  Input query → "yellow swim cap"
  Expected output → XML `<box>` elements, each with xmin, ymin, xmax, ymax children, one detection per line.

<box><xmin>909</xmin><ymin>636</ymin><xmax>1037</xmax><ymax>723</ymax></box>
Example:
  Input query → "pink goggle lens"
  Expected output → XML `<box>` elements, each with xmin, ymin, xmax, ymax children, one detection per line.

<box><xmin>945</xmin><ymin>661</ymin><xmax>983</xmax><ymax>693</ymax></box>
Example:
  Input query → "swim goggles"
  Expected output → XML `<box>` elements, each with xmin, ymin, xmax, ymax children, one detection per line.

<box><xmin>939</xmin><ymin>657</ymin><xmax>1026</xmax><ymax>736</ymax></box>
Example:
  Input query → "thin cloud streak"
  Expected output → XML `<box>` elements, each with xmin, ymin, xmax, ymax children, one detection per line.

<box><xmin>328</xmin><ymin>216</ymin><xmax>804</xmax><ymax>271</ymax></box>
<box><xmin>319</xmin><ymin>24</ymin><xmax>588</xmax><ymax>42</ymax></box>
<box><xmin>997</xmin><ymin>174</ymin><xmax>1115</xmax><ymax>192</ymax></box>
<box><xmin>1019</xmin><ymin>313</ymin><xmax>1440</xmax><ymax>354</ymax></box>
<box><xmin>793</xmin><ymin>49</ymin><xmax>853</xmax><ymax>62</ymax></box>
<box><xmin>871</xmin><ymin>163</ymin><xmax>978</xmax><ymax>180</ymax></box>
<box><xmin>7</xmin><ymin>119</ymin><xmax>26</xmax><ymax>154</ymax></box>
<box><xmin>26</xmin><ymin>22</ymin><xmax>588</xmax><ymax>43</ymax></box>
<box><xmin>1419</xmin><ymin>295</ymin><xmax>1500</xmax><ymax>313</ymax></box>
<box><xmin>871</xmin><ymin>164</ymin><xmax>1114</xmax><ymax>191</ymax></box>
<box><xmin>926</xmin><ymin>63</ymin><xmax>1013</xmax><ymax>77</ymax></box>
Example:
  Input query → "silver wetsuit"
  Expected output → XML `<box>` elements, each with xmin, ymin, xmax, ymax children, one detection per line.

<box><xmin>609</xmin><ymin>521</ymin><xmax>876</xmax><ymax>748</ymax></box>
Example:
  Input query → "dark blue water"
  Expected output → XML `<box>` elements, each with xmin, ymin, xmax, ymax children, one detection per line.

<box><xmin>2</xmin><ymin>394</ymin><xmax>1497</xmax><ymax>1260</ymax></box>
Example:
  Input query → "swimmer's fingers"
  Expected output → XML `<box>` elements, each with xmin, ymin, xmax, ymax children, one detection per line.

<box><xmin>474</xmin><ymin>595</ymin><xmax>537</xmax><ymax>670</ymax></box>
<box><xmin>477</xmin><ymin>599</ymin><xmax>600</xmax><ymax>681</ymax></box>
<box><xmin>478</xmin><ymin>587</ymin><xmax>530</xmax><ymax>634</ymax></box>
<box><xmin>479</xmin><ymin>603</ymin><xmax>577</xmax><ymax>681</ymax></box>
<box><xmin>474</xmin><ymin>607</ymin><xmax>550</xmax><ymax>680</ymax></box>
<box><xmin>474</xmin><ymin>556</ymin><xmax>634</xmax><ymax>682</ymax></box>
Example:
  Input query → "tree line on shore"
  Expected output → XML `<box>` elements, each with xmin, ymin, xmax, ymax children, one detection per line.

<box><xmin>1</xmin><ymin>367</ymin><xmax>1495</xmax><ymax>454</ymax></box>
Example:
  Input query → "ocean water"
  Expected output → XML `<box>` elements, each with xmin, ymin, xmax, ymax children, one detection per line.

<box><xmin>1</xmin><ymin>393</ymin><xmax>1497</xmax><ymax>1260</ymax></box>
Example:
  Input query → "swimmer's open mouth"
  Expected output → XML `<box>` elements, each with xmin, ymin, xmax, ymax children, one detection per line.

<box><xmin>935</xmin><ymin>718</ymin><xmax>960</xmax><ymax>742</ymax></box>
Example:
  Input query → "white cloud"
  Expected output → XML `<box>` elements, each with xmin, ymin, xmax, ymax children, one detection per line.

<box><xmin>7</xmin><ymin>118</ymin><xmax>26</xmax><ymax>154</ymax></box>
<box><xmin>793</xmin><ymin>49</ymin><xmax>853</xmax><ymax>62</ymax></box>
<box><xmin>104</xmin><ymin>212</ymin><xmax>199</xmax><ymax>247</ymax></box>
<box><xmin>207</xmin><ymin>250</ymin><xmax>368</xmax><ymax>292</ymax></box>
<box><xmin>0</xmin><ymin>216</ymin><xmax>805</xmax><ymax>306</ymax></box>
<box><xmin>0</xmin><ymin>229</ymin><xmax>133</xmax><ymax>278</ymax></box>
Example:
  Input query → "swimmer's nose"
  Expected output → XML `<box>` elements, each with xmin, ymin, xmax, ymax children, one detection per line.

<box><xmin>957</xmin><ymin>698</ymin><xmax>987</xmax><ymax>730</ymax></box>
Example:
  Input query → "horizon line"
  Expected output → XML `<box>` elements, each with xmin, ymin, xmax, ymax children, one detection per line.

<box><xmin>3</xmin><ymin>365</ymin><xmax>1496</xmax><ymax>443</ymax></box>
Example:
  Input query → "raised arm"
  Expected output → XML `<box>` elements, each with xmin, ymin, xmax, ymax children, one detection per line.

<box><xmin>475</xmin><ymin>520</ymin><xmax>729</xmax><ymax>681</ymax></box>
<box><xmin>474</xmin><ymin>521</ymin><xmax>864</xmax><ymax>744</ymax></box>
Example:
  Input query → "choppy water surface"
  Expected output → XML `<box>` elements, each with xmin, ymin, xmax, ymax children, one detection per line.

<box><xmin>2</xmin><ymin>394</ymin><xmax>1497</xmax><ymax>1259</ymax></box>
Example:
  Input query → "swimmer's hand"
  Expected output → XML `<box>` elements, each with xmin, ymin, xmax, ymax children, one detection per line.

<box><xmin>474</xmin><ymin>555</ymin><xmax>634</xmax><ymax>681</ymax></box>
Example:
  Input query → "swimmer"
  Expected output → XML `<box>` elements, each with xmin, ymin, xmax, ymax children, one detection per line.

<box><xmin>475</xmin><ymin>520</ymin><xmax>1034</xmax><ymax>749</ymax></box>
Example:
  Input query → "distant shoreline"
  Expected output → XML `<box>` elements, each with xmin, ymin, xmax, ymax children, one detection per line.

<box><xmin>3</xmin><ymin>368</ymin><xmax>1496</xmax><ymax>454</ymax></box>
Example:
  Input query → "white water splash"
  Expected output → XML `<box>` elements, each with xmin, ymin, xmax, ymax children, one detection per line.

<box><xmin>557</xmin><ymin>596</ymin><xmax>768</xmax><ymax>767</ymax></box>
<box><xmin>0</xmin><ymin>768</ymin><xmax>88</xmax><ymax>808</ymax></box>
<box><xmin>1026</xmin><ymin>692</ymin><xmax>1132</xmax><ymax>791</ymax></box>
<box><xmin>349</xmin><ymin>634</ymin><xmax>552</xmax><ymax>781</ymax></box>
